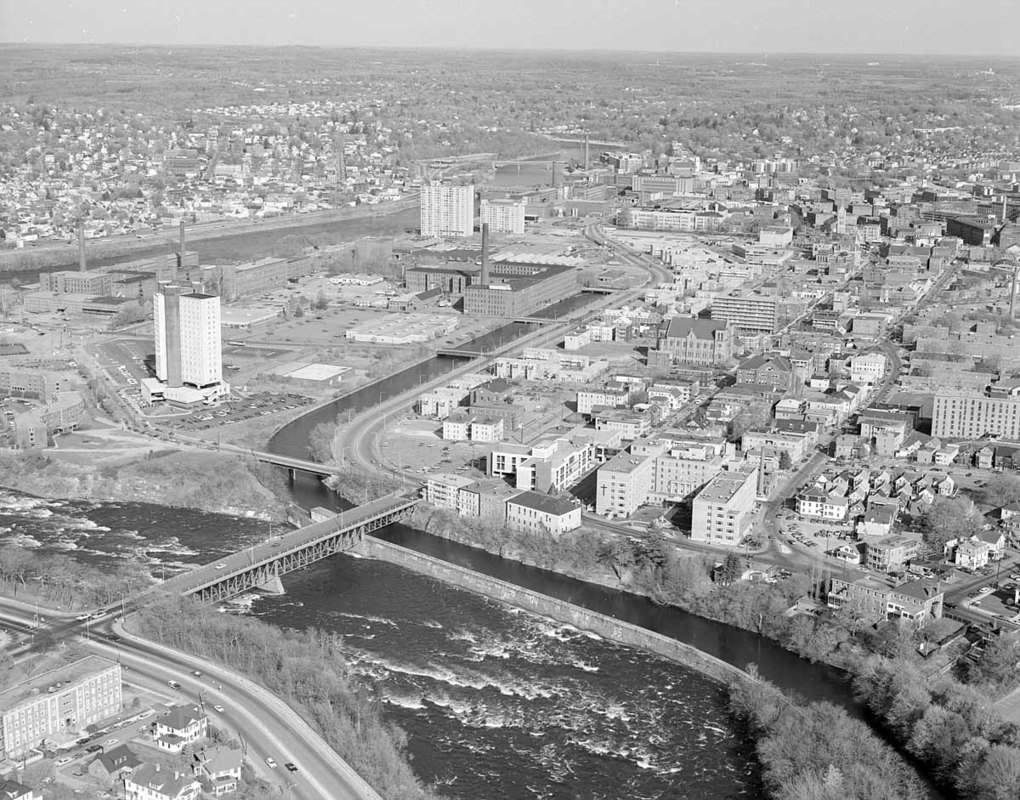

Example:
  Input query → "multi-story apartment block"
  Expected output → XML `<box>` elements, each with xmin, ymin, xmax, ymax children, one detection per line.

<box><xmin>849</xmin><ymin>352</ymin><xmax>887</xmax><ymax>385</ymax></box>
<box><xmin>0</xmin><ymin>656</ymin><xmax>121</xmax><ymax>759</ymax></box>
<box><xmin>595</xmin><ymin>452</ymin><xmax>658</xmax><ymax>517</ymax></box>
<box><xmin>691</xmin><ymin>469</ymin><xmax>758</xmax><ymax>545</ymax></box>
<box><xmin>648</xmin><ymin>447</ymin><xmax>724</xmax><ymax>502</ymax></box>
<box><xmin>576</xmin><ymin>383</ymin><xmax>632</xmax><ymax>416</ymax></box>
<box><xmin>711</xmin><ymin>295</ymin><xmax>779</xmax><ymax>334</ymax></box>
<box><xmin>933</xmin><ymin>383</ymin><xmax>1020</xmax><ymax>440</ymax></box>
<box><xmin>506</xmin><ymin>491</ymin><xmax>582</xmax><ymax>535</ymax></box>
<box><xmin>424</xmin><ymin>473</ymin><xmax>478</xmax><ymax>511</ymax></box>
<box><xmin>420</xmin><ymin>183</ymin><xmax>475</xmax><ymax>237</ymax></box>
<box><xmin>655</xmin><ymin>317</ymin><xmax>733</xmax><ymax>365</ymax></box>
<box><xmin>865</xmin><ymin>534</ymin><xmax>921</xmax><ymax>573</ymax></box>
<box><xmin>480</xmin><ymin>198</ymin><xmax>526</xmax><ymax>235</ymax></box>
<box><xmin>827</xmin><ymin>574</ymin><xmax>943</xmax><ymax>628</ymax></box>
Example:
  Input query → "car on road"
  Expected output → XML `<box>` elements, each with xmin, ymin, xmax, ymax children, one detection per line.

<box><xmin>214</xmin><ymin>563</ymin><xmax>227</xmax><ymax>570</ymax></box>
<box><xmin>105</xmin><ymin>633</ymin><xmax>121</xmax><ymax>642</ymax></box>
<box><xmin>55</xmin><ymin>756</ymin><xmax>73</xmax><ymax>766</ymax></box>
<box><xmin>979</xmin><ymin>587</ymin><xmax>993</xmax><ymax>594</ymax></box>
<box><xmin>167</xmin><ymin>680</ymin><xmax>181</xmax><ymax>690</ymax></box>
<box><xmin>191</xmin><ymin>670</ymin><xmax>203</xmax><ymax>677</ymax></box>
<box><xmin>86</xmin><ymin>744</ymin><xmax>103</xmax><ymax>753</ymax></box>
<box><xmin>285</xmin><ymin>762</ymin><xmax>298</xmax><ymax>773</ymax></box>
<box><xmin>103</xmin><ymin>739</ymin><xmax>117</xmax><ymax>748</ymax></box>
<box><xmin>265</xmin><ymin>757</ymin><xmax>278</xmax><ymax>769</ymax></box>
<box><xmin>212</xmin><ymin>704</ymin><xmax>224</xmax><ymax>713</ymax></box>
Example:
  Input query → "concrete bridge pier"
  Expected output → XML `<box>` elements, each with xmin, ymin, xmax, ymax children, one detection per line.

<box><xmin>257</xmin><ymin>574</ymin><xmax>286</xmax><ymax>595</ymax></box>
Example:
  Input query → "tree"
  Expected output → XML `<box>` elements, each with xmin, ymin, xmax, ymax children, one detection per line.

<box><xmin>920</xmin><ymin>496</ymin><xmax>982</xmax><ymax>555</ymax></box>
<box><xmin>307</xmin><ymin>421</ymin><xmax>337</xmax><ymax>464</ymax></box>
<box><xmin>779</xmin><ymin>451</ymin><xmax>793</xmax><ymax>470</ymax></box>
<box><xmin>719</xmin><ymin>553</ymin><xmax>743</xmax><ymax>585</ymax></box>
<box><xmin>981</xmin><ymin>475</ymin><xmax>1020</xmax><ymax>509</ymax></box>
<box><xmin>961</xmin><ymin>636</ymin><xmax>1020</xmax><ymax>694</ymax></box>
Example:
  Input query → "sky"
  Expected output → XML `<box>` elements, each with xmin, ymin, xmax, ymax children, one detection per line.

<box><xmin>0</xmin><ymin>0</ymin><xmax>1017</xmax><ymax>56</ymax></box>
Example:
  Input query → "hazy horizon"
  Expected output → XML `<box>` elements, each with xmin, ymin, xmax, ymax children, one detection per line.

<box><xmin>1</xmin><ymin>0</ymin><xmax>1016</xmax><ymax>57</ymax></box>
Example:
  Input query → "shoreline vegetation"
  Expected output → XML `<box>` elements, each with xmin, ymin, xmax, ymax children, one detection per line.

<box><xmin>131</xmin><ymin>596</ymin><xmax>439</xmax><ymax>800</ymax></box>
<box><xmin>0</xmin><ymin>449</ymin><xmax>289</xmax><ymax>520</ymax></box>
<box><xmin>404</xmin><ymin>503</ymin><xmax>1020</xmax><ymax>799</ymax></box>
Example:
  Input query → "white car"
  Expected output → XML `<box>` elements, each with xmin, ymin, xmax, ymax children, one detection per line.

<box><xmin>265</xmin><ymin>757</ymin><xmax>278</xmax><ymax>769</ymax></box>
<box><xmin>212</xmin><ymin>704</ymin><xmax>225</xmax><ymax>713</ymax></box>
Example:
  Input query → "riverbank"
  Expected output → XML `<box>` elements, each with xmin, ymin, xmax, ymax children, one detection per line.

<box><xmin>0</xmin><ymin>449</ymin><xmax>288</xmax><ymax>520</ymax></box>
<box><xmin>357</xmin><ymin>535</ymin><xmax>747</xmax><ymax>685</ymax></box>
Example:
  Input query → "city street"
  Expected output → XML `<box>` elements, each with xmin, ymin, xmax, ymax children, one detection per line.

<box><xmin>0</xmin><ymin>598</ymin><xmax>381</xmax><ymax>800</ymax></box>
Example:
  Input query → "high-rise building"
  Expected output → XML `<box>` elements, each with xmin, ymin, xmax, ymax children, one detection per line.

<box><xmin>710</xmin><ymin>295</ymin><xmax>779</xmax><ymax>334</ymax></box>
<box><xmin>933</xmin><ymin>384</ymin><xmax>1020</xmax><ymax>440</ymax></box>
<box><xmin>153</xmin><ymin>283</ymin><xmax>226</xmax><ymax>401</ymax></box>
<box><xmin>420</xmin><ymin>183</ymin><xmax>475</xmax><ymax>237</ymax></box>
<box><xmin>0</xmin><ymin>656</ymin><xmax>121</xmax><ymax>759</ymax></box>
<box><xmin>480</xmin><ymin>198</ymin><xmax>526</xmax><ymax>235</ymax></box>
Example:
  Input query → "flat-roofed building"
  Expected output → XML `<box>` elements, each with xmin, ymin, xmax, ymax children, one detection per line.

<box><xmin>691</xmin><ymin>469</ymin><xmax>758</xmax><ymax>546</ymax></box>
<box><xmin>480</xmin><ymin>198</ymin><xmax>526</xmax><ymax>235</ymax></box>
<box><xmin>424</xmin><ymin>473</ymin><xmax>477</xmax><ymax>511</ymax></box>
<box><xmin>711</xmin><ymin>295</ymin><xmax>779</xmax><ymax>334</ymax></box>
<box><xmin>866</xmin><ymin>534</ymin><xmax>921</xmax><ymax>573</ymax></box>
<box><xmin>595</xmin><ymin>451</ymin><xmax>659</xmax><ymax>517</ymax></box>
<box><xmin>0</xmin><ymin>656</ymin><xmax>121</xmax><ymax>759</ymax></box>
<box><xmin>421</xmin><ymin>183</ymin><xmax>475</xmax><ymax>238</ymax></box>
<box><xmin>933</xmin><ymin>384</ymin><xmax>1020</xmax><ymax>440</ymax></box>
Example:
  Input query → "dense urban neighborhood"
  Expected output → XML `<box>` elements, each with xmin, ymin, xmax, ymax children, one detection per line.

<box><xmin>0</xmin><ymin>39</ymin><xmax>1019</xmax><ymax>800</ymax></box>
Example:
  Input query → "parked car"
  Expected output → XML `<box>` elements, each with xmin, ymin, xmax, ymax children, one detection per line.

<box><xmin>265</xmin><ymin>757</ymin><xmax>278</xmax><ymax>769</ymax></box>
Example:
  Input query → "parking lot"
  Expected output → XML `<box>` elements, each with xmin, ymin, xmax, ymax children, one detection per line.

<box><xmin>154</xmin><ymin>391</ymin><xmax>314</xmax><ymax>433</ymax></box>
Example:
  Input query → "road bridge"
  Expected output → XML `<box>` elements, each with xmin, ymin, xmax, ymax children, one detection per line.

<box><xmin>435</xmin><ymin>348</ymin><xmax>489</xmax><ymax>359</ymax></box>
<box><xmin>158</xmin><ymin>494</ymin><xmax>419</xmax><ymax>603</ymax></box>
<box><xmin>217</xmin><ymin>446</ymin><xmax>344</xmax><ymax>479</ymax></box>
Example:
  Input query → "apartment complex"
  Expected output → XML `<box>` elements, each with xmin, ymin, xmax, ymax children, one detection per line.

<box><xmin>420</xmin><ymin>182</ymin><xmax>475</xmax><ymax>237</ymax></box>
<box><xmin>711</xmin><ymin>295</ymin><xmax>779</xmax><ymax>334</ymax></box>
<box><xmin>690</xmin><ymin>469</ymin><xmax>759</xmax><ymax>545</ymax></box>
<box><xmin>827</xmin><ymin>574</ymin><xmax>944</xmax><ymax>628</ymax></box>
<box><xmin>151</xmin><ymin>283</ymin><xmax>227</xmax><ymax>403</ymax></box>
<box><xmin>480</xmin><ymin>198</ymin><xmax>526</xmax><ymax>235</ymax></box>
<box><xmin>0</xmin><ymin>656</ymin><xmax>121</xmax><ymax>759</ymax></box>
<box><xmin>933</xmin><ymin>384</ymin><xmax>1020</xmax><ymax>440</ymax></box>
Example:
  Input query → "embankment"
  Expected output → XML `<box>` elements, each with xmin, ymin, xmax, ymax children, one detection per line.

<box><xmin>357</xmin><ymin>535</ymin><xmax>747</xmax><ymax>685</ymax></box>
<box><xmin>0</xmin><ymin>449</ymin><xmax>287</xmax><ymax>520</ymax></box>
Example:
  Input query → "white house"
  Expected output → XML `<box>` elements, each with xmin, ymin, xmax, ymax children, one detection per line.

<box><xmin>153</xmin><ymin>704</ymin><xmax>208</xmax><ymax>754</ymax></box>
<box><xmin>124</xmin><ymin>764</ymin><xmax>200</xmax><ymax>800</ymax></box>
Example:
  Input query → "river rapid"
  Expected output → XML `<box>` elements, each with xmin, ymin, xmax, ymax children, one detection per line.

<box><xmin>0</xmin><ymin>490</ymin><xmax>759</xmax><ymax>799</ymax></box>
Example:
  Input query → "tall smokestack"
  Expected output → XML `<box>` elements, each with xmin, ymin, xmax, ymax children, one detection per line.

<box><xmin>480</xmin><ymin>223</ymin><xmax>490</xmax><ymax>286</ymax></box>
<box><xmin>583</xmin><ymin>135</ymin><xmax>590</xmax><ymax>170</ymax></box>
<box><xmin>551</xmin><ymin>161</ymin><xmax>560</xmax><ymax>189</ymax></box>
<box><xmin>77</xmin><ymin>220</ymin><xmax>86</xmax><ymax>272</ymax></box>
<box><xmin>1011</xmin><ymin>265</ymin><xmax>1018</xmax><ymax>320</ymax></box>
<box><xmin>1004</xmin><ymin>194</ymin><xmax>1009</xmax><ymax>224</ymax></box>
<box><xmin>178</xmin><ymin>221</ymin><xmax>186</xmax><ymax>273</ymax></box>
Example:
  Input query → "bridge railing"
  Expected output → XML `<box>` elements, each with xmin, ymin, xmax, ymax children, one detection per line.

<box><xmin>161</xmin><ymin>494</ymin><xmax>419</xmax><ymax>598</ymax></box>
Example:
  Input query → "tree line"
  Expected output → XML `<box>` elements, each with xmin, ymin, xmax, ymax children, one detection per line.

<box><xmin>134</xmin><ymin>597</ymin><xmax>441</xmax><ymax>800</ymax></box>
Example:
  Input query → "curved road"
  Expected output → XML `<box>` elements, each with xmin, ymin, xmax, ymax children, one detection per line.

<box><xmin>0</xmin><ymin>598</ymin><xmax>381</xmax><ymax>800</ymax></box>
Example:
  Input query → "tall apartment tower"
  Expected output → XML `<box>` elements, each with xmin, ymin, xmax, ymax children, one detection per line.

<box><xmin>480</xmin><ymin>198</ymin><xmax>526</xmax><ymax>235</ymax></box>
<box><xmin>420</xmin><ymin>182</ymin><xmax>475</xmax><ymax>237</ymax></box>
<box><xmin>154</xmin><ymin>283</ymin><xmax>223</xmax><ymax>393</ymax></box>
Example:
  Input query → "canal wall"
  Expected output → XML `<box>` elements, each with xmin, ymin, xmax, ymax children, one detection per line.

<box><xmin>356</xmin><ymin>536</ymin><xmax>749</xmax><ymax>686</ymax></box>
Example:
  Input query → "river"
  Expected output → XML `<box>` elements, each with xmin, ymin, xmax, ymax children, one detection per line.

<box><xmin>0</xmin><ymin>290</ymin><xmax>913</xmax><ymax>798</ymax></box>
<box><xmin>0</xmin><ymin>491</ymin><xmax>758</xmax><ymax>799</ymax></box>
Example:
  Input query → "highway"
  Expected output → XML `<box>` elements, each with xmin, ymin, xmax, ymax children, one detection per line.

<box><xmin>0</xmin><ymin>598</ymin><xmax>381</xmax><ymax>800</ymax></box>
